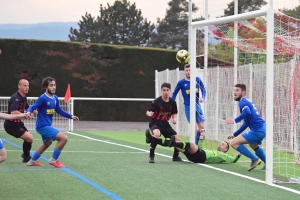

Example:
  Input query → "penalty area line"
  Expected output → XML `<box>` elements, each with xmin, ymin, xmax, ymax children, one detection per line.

<box><xmin>67</xmin><ymin>131</ymin><xmax>300</xmax><ymax>195</ymax></box>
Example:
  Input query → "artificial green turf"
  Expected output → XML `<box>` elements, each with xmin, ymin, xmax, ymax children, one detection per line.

<box><xmin>1</xmin><ymin>130</ymin><xmax>299</xmax><ymax>200</ymax></box>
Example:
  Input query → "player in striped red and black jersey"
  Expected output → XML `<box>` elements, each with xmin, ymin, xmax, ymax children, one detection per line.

<box><xmin>145</xmin><ymin>82</ymin><xmax>183</xmax><ymax>163</ymax></box>
<box><xmin>4</xmin><ymin>79</ymin><xmax>34</xmax><ymax>163</ymax></box>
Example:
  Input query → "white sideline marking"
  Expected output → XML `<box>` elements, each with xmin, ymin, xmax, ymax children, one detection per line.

<box><xmin>6</xmin><ymin>150</ymin><xmax>145</xmax><ymax>154</ymax></box>
<box><xmin>67</xmin><ymin>131</ymin><xmax>300</xmax><ymax>195</ymax></box>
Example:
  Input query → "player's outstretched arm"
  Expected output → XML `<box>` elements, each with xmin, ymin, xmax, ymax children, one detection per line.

<box><xmin>0</xmin><ymin>113</ymin><xmax>32</xmax><ymax>120</ymax></box>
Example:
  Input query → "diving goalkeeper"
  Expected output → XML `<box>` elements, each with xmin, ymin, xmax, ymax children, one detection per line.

<box><xmin>168</xmin><ymin>134</ymin><xmax>241</xmax><ymax>164</ymax></box>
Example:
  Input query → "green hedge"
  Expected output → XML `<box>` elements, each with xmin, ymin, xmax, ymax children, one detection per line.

<box><xmin>0</xmin><ymin>39</ymin><xmax>182</xmax><ymax>121</ymax></box>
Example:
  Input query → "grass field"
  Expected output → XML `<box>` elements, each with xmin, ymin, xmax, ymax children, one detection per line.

<box><xmin>1</xmin><ymin>130</ymin><xmax>300</xmax><ymax>200</ymax></box>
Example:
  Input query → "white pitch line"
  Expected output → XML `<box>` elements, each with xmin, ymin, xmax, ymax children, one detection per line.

<box><xmin>67</xmin><ymin>131</ymin><xmax>300</xmax><ymax>195</ymax></box>
<box><xmin>5</xmin><ymin>150</ymin><xmax>146</xmax><ymax>154</ymax></box>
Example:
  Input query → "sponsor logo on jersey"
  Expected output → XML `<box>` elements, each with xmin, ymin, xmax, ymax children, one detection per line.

<box><xmin>46</xmin><ymin>109</ymin><xmax>55</xmax><ymax>114</ymax></box>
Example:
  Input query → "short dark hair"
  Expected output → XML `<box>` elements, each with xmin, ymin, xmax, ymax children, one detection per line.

<box><xmin>234</xmin><ymin>83</ymin><xmax>246</xmax><ymax>92</ymax></box>
<box><xmin>224</xmin><ymin>141</ymin><xmax>230</xmax><ymax>152</ymax></box>
<box><xmin>161</xmin><ymin>82</ymin><xmax>171</xmax><ymax>89</ymax></box>
<box><xmin>42</xmin><ymin>77</ymin><xmax>56</xmax><ymax>89</ymax></box>
<box><xmin>184</xmin><ymin>64</ymin><xmax>190</xmax><ymax>69</ymax></box>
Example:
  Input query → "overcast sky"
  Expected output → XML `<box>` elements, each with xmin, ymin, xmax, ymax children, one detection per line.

<box><xmin>0</xmin><ymin>0</ymin><xmax>298</xmax><ymax>24</ymax></box>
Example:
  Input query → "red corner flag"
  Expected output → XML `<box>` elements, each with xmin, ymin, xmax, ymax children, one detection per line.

<box><xmin>64</xmin><ymin>84</ymin><xmax>71</xmax><ymax>103</ymax></box>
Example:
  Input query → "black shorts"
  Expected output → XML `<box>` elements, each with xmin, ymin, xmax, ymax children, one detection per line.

<box><xmin>183</xmin><ymin>147</ymin><xmax>206</xmax><ymax>163</ymax></box>
<box><xmin>149</xmin><ymin>122</ymin><xmax>177</xmax><ymax>139</ymax></box>
<box><xmin>4</xmin><ymin>121</ymin><xmax>28</xmax><ymax>138</ymax></box>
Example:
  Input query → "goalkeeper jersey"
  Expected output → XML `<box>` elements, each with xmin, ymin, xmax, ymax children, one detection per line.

<box><xmin>27</xmin><ymin>93</ymin><xmax>72</xmax><ymax>128</ymax></box>
<box><xmin>172</xmin><ymin>77</ymin><xmax>206</xmax><ymax>106</ymax></box>
<box><xmin>199</xmin><ymin>140</ymin><xmax>239</xmax><ymax>163</ymax></box>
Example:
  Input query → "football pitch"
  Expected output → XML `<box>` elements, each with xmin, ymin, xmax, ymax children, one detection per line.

<box><xmin>0</xmin><ymin>130</ymin><xmax>299</xmax><ymax>200</ymax></box>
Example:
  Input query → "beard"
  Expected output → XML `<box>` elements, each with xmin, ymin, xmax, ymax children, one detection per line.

<box><xmin>47</xmin><ymin>89</ymin><xmax>55</xmax><ymax>95</ymax></box>
<box><xmin>234</xmin><ymin>95</ymin><xmax>242</xmax><ymax>101</ymax></box>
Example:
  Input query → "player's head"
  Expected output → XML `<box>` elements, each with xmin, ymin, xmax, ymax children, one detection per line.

<box><xmin>161</xmin><ymin>82</ymin><xmax>171</xmax><ymax>99</ymax></box>
<box><xmin>184</xmin><ymin>64</ymin><xmax>190</xmax><ymax>79</ymax></box>
<box><xmin>42</xmin><ymin>77</ymin><xmax>56</xmax><ymax>95</ymax></box>
<box><xmin>18</xmin><ymin>79</ymin><xmax>29</xmax><ymax>95</ymax></box>
<box><xmin>217</xmin><ymin>141</ymin><xmax>230</xmax><ymax>153</ymax></box>
<box><xmin>234</xmin><ymin>84</ymin><xmax>246</xmax><ymax>101</ymax></box>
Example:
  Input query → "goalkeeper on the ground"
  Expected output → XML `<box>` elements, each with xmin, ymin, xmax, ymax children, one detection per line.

<box><xmin>168</xmin><ymin>134</ymin><xmax>241</xmax><ymax>164</ymax></box>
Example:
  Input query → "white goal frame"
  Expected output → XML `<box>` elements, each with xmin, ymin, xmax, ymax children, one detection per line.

<box><xmin>189</xmin><ymin>8</ymin><xmax>274</xmax><ymax>184</ymax></box>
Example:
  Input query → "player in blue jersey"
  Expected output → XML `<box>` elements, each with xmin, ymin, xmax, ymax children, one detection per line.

<box><xmin>226</xmin><ymin>84</ymin><xmax>266</xmax><ymax>171</ymax></box>
<box><xmin>172</xmin><ymin>64</ymin><xmax>206</xmax><ymax>145</ymax></box>
<box><xmin>26</xmin><ymin>77</ymin><xmax>79</xmax><ymax>168</ymax></box>
<box><xmin>0</xmin><ymin>112</ymin><xmax>32</xmax><ymax>163</ymax></box>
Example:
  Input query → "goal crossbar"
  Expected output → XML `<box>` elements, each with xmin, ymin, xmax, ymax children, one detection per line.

<box><xmin>191</xmin><ymin>9</ymin><xmax>268</xmax><ymax>27</ymax></box>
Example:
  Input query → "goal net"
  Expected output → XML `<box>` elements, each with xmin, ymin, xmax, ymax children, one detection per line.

<box><xmin>191</xmin><ymin>7</ymin><xmax>300</xmax><ymax>184</ymax></box>
<box><xmin>0</xmin><ymin>97</ymin><xmax>72</xmax><ymax>131</ymax></box>
<box><xmin>155</xmin><ymin>5</ymin><xmax>300</xmax><ymax>184</ymax></box>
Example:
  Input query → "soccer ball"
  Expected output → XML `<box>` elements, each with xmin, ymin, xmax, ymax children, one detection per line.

<box><xmin>176</xmin><ymin>49</ymin><xmax>190</xmax><ymax>64</ymax></box>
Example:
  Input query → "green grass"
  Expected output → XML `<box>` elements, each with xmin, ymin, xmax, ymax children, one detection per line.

<box><xmin>0</xmin><ymin>130</ymin><xmax>299</xmax><ymax>200</ymax></box>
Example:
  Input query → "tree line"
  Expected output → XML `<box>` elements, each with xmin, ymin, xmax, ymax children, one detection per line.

<box><xmin>69</xmin><ymin>0</ymin><xmax>300</xmax><ymax>50</ymax></box>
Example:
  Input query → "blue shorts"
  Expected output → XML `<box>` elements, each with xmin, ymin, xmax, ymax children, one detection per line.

<box><xmin>0</xmin><ymin>139</ymin><xmax>4</xmax><ymax>149</ymax></box>
<box><xmin>184</xmin><ymin>104</ymin><xmax>205</xmax><ymax>123</ymax></box>
<box><xmin>36</xmin><ymin>126</ymin><xmax>60</xmax><ymax>142</ymax></box>
<box><xmin>242</xmin><ymin>123</ymin><xmax>266</xmax><ymax>145</ymax></box>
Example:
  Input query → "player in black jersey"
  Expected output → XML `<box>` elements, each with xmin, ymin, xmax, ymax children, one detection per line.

<box><xmin>4</xmin><ymin>79</ymin><xmax>35</xmax><ymax>163</ymax></box>
<box><xmin>145</xmin><ymin>82</ymin><xmax>183</xmax><ymax>163</ymax></box>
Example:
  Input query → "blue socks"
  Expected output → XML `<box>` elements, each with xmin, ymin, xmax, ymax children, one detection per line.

<box><xmin>236</xmin><ymin>144</ymin><xmax>258</xmax><ymax>161</ymax></box>
<box><xmin>195</xmin><ymin>131</ymin><xmax>201</xmax><ymax>145</ymax></box>
<box><xmin>32</xmin><ymin>152</ymin><xmax>41</xmax><ymax>161</ymax></box>
<box><xmin>52</xmin><ymin>148</ymin><xmax>62</xmax><ymax>160</ymax></box>
<box><xmin>255</xmin><ymin>146</ymin><xmax>266</xmax><ymax>164</ymax></box>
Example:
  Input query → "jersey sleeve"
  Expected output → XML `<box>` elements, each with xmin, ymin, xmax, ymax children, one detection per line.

<box><xmin>9</xmin><ymin>96</ymin><xmax>21</xmax><ymax>112</ymax></box>
<box><xmin>172</xmin><ymin>82</ymin><xmax>181</xmax><ymax>100</ymax></box>
<box><xmin>197</xmin><ymin>78</ymin><xmax>206</xmax><ymax>99</ymax></box>
<box><xmin>234</xmin><ymin>101</ymin><xmax>251</xmax><ymax>123</ymax></box>
<box><xmin>27</xmin><ymin>96</ymin><xmax>44</xmax><ymax>113</ymax></box>
<box><xmin>198</xmin><ymin>139</ymin><xmax>208</xmax><ymax>150</ymax></box>
<box><xmin>218</xmin><ymin>153</ymin><xmax>240</xmax><ymax>163</ymax></box>
<box><xmin>171</xmin><ymin>99</ymin><xmax>178</xmax><ymax>115</ymax></box>
<box><xmin>147</xmin><ymin>99</ymin><xmax>156</xmax><ymax>112</ymax></box>
<box><xmin>55</xmin><ymin>97</ymin><xmax>72</xmax><ymax>119</ymax></box>
<box><xmin>233</xmin><ymin>122</ymin><xmax>248</xmax><ymax>137</ymax></box>
<box><xmin>25</xmin><ymin>98</ymin><xmax>29</xmax><ymax>109</ymax></box>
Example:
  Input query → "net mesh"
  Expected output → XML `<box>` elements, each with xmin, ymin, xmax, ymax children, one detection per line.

<box><xmin>197</xmin><ymin>10</ymin><xmax>300</xmax><ymax>183</ymax></box>
<box><xmin>156</xmin><ymin>8</ymin><xmax>300</xmax><ymax>183</ymax></box>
